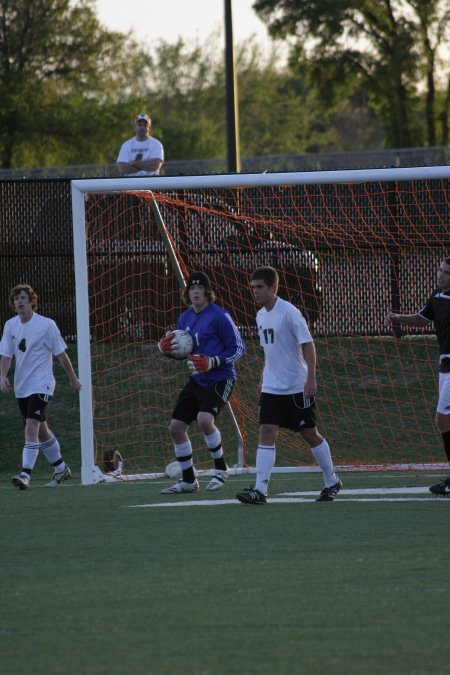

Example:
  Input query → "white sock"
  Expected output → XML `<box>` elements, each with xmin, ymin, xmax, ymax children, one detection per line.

<box><xmin>255</xmin><ymin>445</ymin><xmax>276</xmax><ymax>495</ymax></box>
<box><xmin>22</xmin><ymin>442</ymin><xmax>39</xmax><ymax>471</ymax></box>
<box><xmin>204</xmin><ymin>429</ymin><xmax>223</xmax><ymax>459</ymax></box>
<box><xmin>174</xmin><ymin>440</ymin><xmax>194</xmax><ymax>473</ymax></box>
<box><xmin>311</xmin><ymin>438</ymin><xmax>337</xmax><ymax>487</ymax></box>
<box><xmin>40</xmin><ymin>435</ymin><xmax>64</xmax><ymax>468</ymax></box>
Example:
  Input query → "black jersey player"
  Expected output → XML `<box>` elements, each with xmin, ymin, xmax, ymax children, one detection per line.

<box><xmin>385</xmin><ymin>258</ymin><xmax>450</xmax><ymax>496</ymax></box>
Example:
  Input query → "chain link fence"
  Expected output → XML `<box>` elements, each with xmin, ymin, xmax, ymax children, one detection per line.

<box><xmin>1</xmin><ymin>146</ymin><xmax>449</xmax><ymax>180</ymax></box>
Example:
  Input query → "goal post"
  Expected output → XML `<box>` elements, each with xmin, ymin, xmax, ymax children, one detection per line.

<box><xmin>71</xmin><ymin>182</ymin><xmax>246</xmax><ymax>485</ymax></box>
<box><xmin>71</xmin><ymin>166</ymin><xmax>450</xmax><ymax>485</ymax></box>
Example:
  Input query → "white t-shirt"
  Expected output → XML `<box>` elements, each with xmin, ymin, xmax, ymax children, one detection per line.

<box><xmin>256</xmin><ymin>297</ymin><xmax>313</xmax><ymax>395</ymax></box>
<box><xmin>116</xmin><ymin>136</ymin><xmax>164</xmax><ymax>176</ymax></box>
<box><xmin>0</xmin><ymin>313</ymin><xmax>67</xmax><ymax>398</ymax></box>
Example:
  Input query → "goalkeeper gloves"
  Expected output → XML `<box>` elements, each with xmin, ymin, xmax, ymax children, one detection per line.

<box><xmin>187</xmin><ymin>354</ymin><xmax>221</xmax><ymax>375</ymax></box>
<box><xmin>157</xmin><ymin>331</ymin><xmax>175</xmax><ymax>356</ymax></box>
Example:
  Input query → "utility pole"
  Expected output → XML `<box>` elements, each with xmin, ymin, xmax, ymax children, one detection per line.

<box><xmin>224</xmin><ymin>0</ymin><xmax>241</xmax><ymax>173</ymax></box>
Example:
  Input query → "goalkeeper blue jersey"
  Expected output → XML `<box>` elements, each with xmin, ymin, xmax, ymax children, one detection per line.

<box><xmin>178</xmin><ymin>303</ymin><xmax>245</xmax><ymax>387</ymax></box>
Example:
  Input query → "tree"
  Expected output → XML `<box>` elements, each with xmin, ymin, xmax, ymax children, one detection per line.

<box><xmin>0</xmin><ymin>0</ymin><xmax>148</xmax><ymax>168</ymax></box>
<box><xmin>252</xmin><ymin>0</ymin><xmax>450</xmax><ymax>147</ymax></box>
<box><xmin>147</xmin><ymin>35</ymin><xmax>380</xmax><ymax>162</ymax></box>
<box><xmin>0</xmin><ymin>1</ymin><xmax>387</xmax><ymax>170</ymax></box>
<box><xmin>235</xmin><ymin>40</ymin><xmax>376</xmax><ymax>156</ymax></box>
<box><xmin>144</xmin><ymin>36</ymin><xmax>227</xmax><ymax>161</ymax></box>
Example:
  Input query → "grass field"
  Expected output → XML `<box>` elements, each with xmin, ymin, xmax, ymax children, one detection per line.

<box><xmin>1</xmin><ymin>470</ymin><xmax>450</xmax><ymax>675</ymax></box>
<box><xmin>1</xmin><ymin>340</ymin><xmax>449</xmax><ymax>674</ymax></box>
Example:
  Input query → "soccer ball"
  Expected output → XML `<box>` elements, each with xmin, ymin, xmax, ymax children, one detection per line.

<box><xmin>165</xmin><ymin>461</ymin><xmax>198</xmax><ymax>479</ymax></box>
<box><xmin>171</xmin><ymin>329</ymin><xmax>194</xmax><ymax>360</ymax></box>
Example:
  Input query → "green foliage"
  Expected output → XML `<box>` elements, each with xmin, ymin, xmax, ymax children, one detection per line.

<box><xmin>253</xmin><ymin>0</ymin><xmax>450</xmax><ymax>147</ymax></box>
<box><xmin>2</xmin><ymin>0</ymin><xmax>448</xmax><ymax>168</ymax></box>
<box><xmin>0</xmin><ymin>1</ymin><xmax>384</xmax><ymax>170</ymax></box>
<box><xmin>146</xmin><ymin>37</ymin><xmax>227</xmax><ymax>159</ymax></box>
<box><xmin>0</xmin><ymin>0</ymin><xmax>149</xmax><ymax>168</ymax></box>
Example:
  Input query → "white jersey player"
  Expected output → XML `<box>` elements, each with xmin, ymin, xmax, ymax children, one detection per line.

<box><xmin>236</xmin><ymin>266</ymin><xmax>341</xmax><ymax>504</ymax></box>
<box><xmin>0</xmin><ymin>284</ymin><xmax>81</xmax><ymax>489</ymax></box>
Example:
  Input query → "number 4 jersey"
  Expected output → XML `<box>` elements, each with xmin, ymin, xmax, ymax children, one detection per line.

<box><xmin>256</xmin><ymin>297</ymin><xmax>313</xmax><ymax>395</ymax></box>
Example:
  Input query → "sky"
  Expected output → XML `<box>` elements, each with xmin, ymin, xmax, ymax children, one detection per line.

<box><xmin>94</xmin><ymin>0</ymin><xmax>281</xmax><ymax>55</ymax></box>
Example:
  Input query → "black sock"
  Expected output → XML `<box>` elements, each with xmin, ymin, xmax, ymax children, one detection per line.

<box><xmin>214</xmin><ymin>457</ymin><xmax>227</xmax><ymax>471</ymax></box>
<box><xmin>442</xmin><ymin>430</ymin><xmax>450</xmax><ymax>465</ymax></box>
<box><xmin>209</xmin><ymin>442</ymin><xmax>227</xmax><ymax>471</ymax></box>
<box><xmin>182</xmin><ymin>467</ymin><xmax>196</xmax><ymax>483</ymax></box>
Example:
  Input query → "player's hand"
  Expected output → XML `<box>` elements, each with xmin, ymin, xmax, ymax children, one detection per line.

<box><xmin>0</xmin><ymin>376</ymin><xmax>11</xmax><ymax>393</ymax></box>
<box><xmin>187</xmin><ymin>354</ymin><xmax>220</xmax><ymax>375</ymax></box>
<box><xmin>158</xmin><ymin>331</ymin><xmax>175</xmax><ymax>356</ymax></box>
<box><xmin>303</xmin><ymin>377</ymin><xmax>316</xmax><ymax>398</ymax></box>
<box><xmin>69</xmin><ymin>376</ymin><xmax>82</xmax><ymax>392</ymax></box>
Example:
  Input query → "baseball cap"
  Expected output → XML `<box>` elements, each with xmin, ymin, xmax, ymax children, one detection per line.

<box><xmin>186</xmin><ymin>271</ymin><xmax>211</xmax><ymax>290</ymax></box>
<box><xmin>135</xmin><ymin>114</ymin><xmax>151</xmax><ymax>125</ymax></box>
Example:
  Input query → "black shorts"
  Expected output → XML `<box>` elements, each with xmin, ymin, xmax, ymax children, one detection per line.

<box><xmin>17</xmin><ymin>393</ymin><xmax>51</xmax><ymax>424</ymax></box>
<box><xmin>172</xmin><ymin>379</ymin><xmax>235</xmax><ymax>425</ymax></box>
<box><xmin>259</xmin><ymin>392</ymin><xmax>316</xmax><ymax>432</ymax></box>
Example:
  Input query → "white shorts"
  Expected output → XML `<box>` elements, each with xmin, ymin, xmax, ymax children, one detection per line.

<box><xmin>437</xmin><ymin>372</ymin><xmax>450</xmax><ymax>414</ymax></box>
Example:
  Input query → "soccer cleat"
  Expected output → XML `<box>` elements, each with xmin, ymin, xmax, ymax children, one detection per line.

<box><xmin>205</xmin><ymin>469</ymin><xmax>229</xmax><ymax>491</ymax></box>
<box><xmin>45</xmin><ymin>465</ymin><xmax>71</xmax><ymax>488</ymax></box>
<box><xmin>316</xmin><ymin>478</ymin><xmax>342</xmax><ymax>502</ymax></box>
<box><xmin>236</xmin><ymin>486</ymin><xmax>267</xmax><ymax>505</ymax></box>
<box><xmin>161</xmin><ymin>479</ymin><xmax>199</xmax><ymax>494</ymax></box>
<box><xmin>429</xmin><ymin>476</ymin><xmax>450</xmax><ymax>496</ymax></box>
<box><xmin>12</xmin><ymin>472</ymin><xmax>30</xmax><ymax>490</ymax></box>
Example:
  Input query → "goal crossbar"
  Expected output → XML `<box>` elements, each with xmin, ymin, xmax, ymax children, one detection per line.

<box><xmin>72</xmin><ymin>165</ymin><xmax>450</xmax><ymax>195</ymax></box>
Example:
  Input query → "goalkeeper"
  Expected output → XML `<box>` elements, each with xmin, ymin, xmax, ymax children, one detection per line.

<box><xmin>159</xmin><ymin>272</ymin><xmax>245</xmax><ymax>494</ymax></box>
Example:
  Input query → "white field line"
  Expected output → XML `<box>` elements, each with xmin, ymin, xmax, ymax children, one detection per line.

<box><xmin>281</xmin><ymin>487</ymin><xmax>430</xmax><ymax>495</ymax></box>
<box><xmin>129</xmin><ymin>486</ymin><xmax>449</xmax><ymax>508</ymax></box>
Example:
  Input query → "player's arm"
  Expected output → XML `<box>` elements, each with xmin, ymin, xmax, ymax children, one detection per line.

<box><xmin>116</xmin><ymin>143</ymin><xmax>136</xmax><ymax>175</ymax></box>
<box><xmin>302</xmin><ymin>341</ymin><xmax>317</xmax><ymax>398</ymax></box>
<box><xmin>187</xmin><ymin>313</ymin><xmax>245</xmax><ymax>375</ymax></box>
<box><xmin>257</xmin><ymin>358</ymin><xmax>265</xmax><ymax>395</ymax></box>
<box><xmin>135</xmin><ymin>157</ymin><xmax>163</xmax><ymax>173</ymax></box>
<box><xmin>117</xmin><ymin>161</ymin><xmax>137</xmax><ymax>175</ymax></box>
<box><xmin>384</xmin><ymin>311</ymin><xmax>429</xmax><ymax>328</ymax></box>
<box><xmin>217</xmin><ymin>313</ymin><xmax>246</xmax><ymax>365</ymax></box>
<box><xmin>116</xmin><ymin>141</ymin><xmax>145</xmax><ymax>175</ymax></box>
<box><xmin>56</xmin><ymin>351</ymin><xmax>82</xmax><ymax>392</ymax></box>
<box><xmin>0</xmin><ymin>355</ymin><xmax>12</xmax><ymax>392</ymax></box>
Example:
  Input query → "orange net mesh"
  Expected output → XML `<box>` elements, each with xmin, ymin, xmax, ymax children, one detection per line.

<box><xmin>84</xmin><ymin>179</ymin><xmax>449</xmax><ymax>473</ymax></box>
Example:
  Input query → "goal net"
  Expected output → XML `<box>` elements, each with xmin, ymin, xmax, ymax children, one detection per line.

<box><xmin>71</xmin><ymin>167</ymin><xmax>450</xmax><ymax>484</ymax></box>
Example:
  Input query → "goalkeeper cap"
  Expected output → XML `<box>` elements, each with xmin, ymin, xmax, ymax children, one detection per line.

<box><xmin>135</xmin><ymin>114</ymin><xmax>151</xmax><ymax>125</ymax></box>
<box><xmin>186</xmin><ymin>271</ymin><xmax>211</xmax><ymax>290</ymax></box>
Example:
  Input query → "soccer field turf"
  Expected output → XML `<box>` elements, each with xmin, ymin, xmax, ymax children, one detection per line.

<box><xmin>1</xmin><ymin>471</ymin><xmax>449</xmax><ymax>675</ymax></box>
